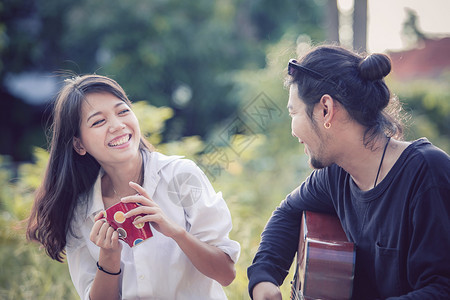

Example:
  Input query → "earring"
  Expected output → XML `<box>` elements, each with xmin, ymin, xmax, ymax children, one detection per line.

<box><xmin>324</xmin><ymin>122</ymin><xmax>331</xmax><ymax>129</ymax></box>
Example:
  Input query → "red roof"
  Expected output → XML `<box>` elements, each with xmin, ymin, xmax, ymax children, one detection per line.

<box><xmin>388</xmin><ymin>37</ymin><xmax>450</xmax><ymax>81</ymax></box>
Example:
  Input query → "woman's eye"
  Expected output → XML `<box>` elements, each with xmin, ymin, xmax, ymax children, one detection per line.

<box><xmin>118</xmin><ymin>109</ymin><xmax>130</xmax><ymax>115</ymax></box>
<box><xmin>92</xmin><ymin>119</ymin><xmax>105</xmax><ymax>127</ymax></box>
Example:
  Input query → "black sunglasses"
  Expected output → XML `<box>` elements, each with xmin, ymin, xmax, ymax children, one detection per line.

<box><xmin>288</xmin><ymin>59</ymin><xmax>325</xmax><ymax>80</ymax></box>
<box><xmin>288</xmin><ymin>59</ymin><xmax>344</xmax><ymax>97</ymax></box>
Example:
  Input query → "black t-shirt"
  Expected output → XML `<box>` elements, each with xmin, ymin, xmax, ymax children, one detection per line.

<box><xmin>248</xmin><ymin>138</ymin><xmax>450</xmax><ymax>299</ymax></box>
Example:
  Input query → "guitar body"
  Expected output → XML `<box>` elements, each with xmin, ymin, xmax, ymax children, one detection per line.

<box><xmin>291</xmin><ymin>211</ymin><xmax>355</xmax><ymax>300</ymax></box>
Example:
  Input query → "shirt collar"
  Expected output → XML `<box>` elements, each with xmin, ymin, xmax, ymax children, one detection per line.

<box><xmin>85</xmin><ymin>169</ymin><xmax>106</xmax><ymax>222</ymax></box>
<box><xmin>85</xmin><ymin>150</ymin><xmax>183</xmax><ymax>221</ymax></box>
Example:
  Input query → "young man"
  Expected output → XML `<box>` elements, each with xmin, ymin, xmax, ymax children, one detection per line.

<box><xmin>248</xmin><ymin>45</ymin><xmax>450</xmax><ymax>299</ymax></box>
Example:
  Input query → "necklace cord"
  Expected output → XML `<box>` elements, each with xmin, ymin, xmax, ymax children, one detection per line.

<box><xmin>374</xmin><ymin>137</ymin><xmax>391</xmax><ymax>188</ymax></box>
<box><xmin>112</xmin><ymin>152</ymin><xmax>144</xmax><ymax>198</ymax></box>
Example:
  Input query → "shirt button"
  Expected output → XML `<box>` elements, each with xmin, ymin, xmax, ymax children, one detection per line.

<box><xmin>139</xmin><ymin>275</ymin><xmax>145</xmax><ymax>280</ymax></box>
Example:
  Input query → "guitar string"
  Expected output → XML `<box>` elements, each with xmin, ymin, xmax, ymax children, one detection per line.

<box><xmin>290</xmin><ymin>270</ymin><xmax>304</xmax><ymax>300</ymax></box>
<box><xmin>290</xmin><ymin>287</ymin><xmax>304</xmax><ymax>300</ymax></box>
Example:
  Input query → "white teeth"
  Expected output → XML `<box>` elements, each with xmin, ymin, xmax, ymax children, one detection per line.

<box><xmin>109</xmin><ymin>135</ymin><xmax>129</xmax><ymax>147</ymax></box>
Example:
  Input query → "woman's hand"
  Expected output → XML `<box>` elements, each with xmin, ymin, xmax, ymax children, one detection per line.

<box><xmin>89</xmin><ymin>212</ymin><xmax>122</xmax><ymax>300</ymax></box>
<box><xmin>121</xmin><ymin>181</ymin><xmax>184</xmax><ymax>239</ymax></box>
<box><xmin>122</xmin><ymin>181</ymin><xmax>236</xmax><ymax>286</ymax></box>
<box><xmin>90</xmin><ymin>211</ymin><xmax>122</xmax><ymax>255</ymax></box>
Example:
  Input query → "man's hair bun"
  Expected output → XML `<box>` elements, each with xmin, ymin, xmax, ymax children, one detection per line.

<box><xmin>358</xmin><ymin>53</ymin><xmax>391</xmax><ymax>81</ymax></box>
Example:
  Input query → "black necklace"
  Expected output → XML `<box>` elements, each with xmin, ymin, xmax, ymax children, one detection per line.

<box><xmin>112</xmin><ymin>152</ymin><xmax>144</xmax><ymax>199</ymax></box>
<box><xmin>374</xmin><ymin>137</ymin><xmax>391</xmax><ymax>188</ymax></box>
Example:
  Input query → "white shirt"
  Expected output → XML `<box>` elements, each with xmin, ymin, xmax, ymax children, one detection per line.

<box><xmin>66</xmin><ymin>151</ymin><xmax>240</xmax><ymax>300</ymax></box>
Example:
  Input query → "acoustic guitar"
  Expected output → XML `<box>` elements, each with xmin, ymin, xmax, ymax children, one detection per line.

<box><xmin>290</xmin><ymin>211</ymin><xmax>355</xmax><ymax>300</ymax></box>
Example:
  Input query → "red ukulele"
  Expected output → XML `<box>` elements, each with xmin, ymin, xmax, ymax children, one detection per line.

<box><xmin>290</xmin><ymin>211</ymin><xmax>355</xmax><ymax>300</ymax></box>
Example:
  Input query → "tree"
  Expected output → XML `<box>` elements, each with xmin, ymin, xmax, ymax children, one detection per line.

<box><xmin>353</xmin><ymin>0</ymin><xmax>368</xmax><ymax>52</ymax></box>
<box><xmin>1</xmin><ymin>0</ymin><xmax>324</xmax><ymax>161</ymax></box>
<box><xmin>402</xmin><ymin>8</ymin><xmax>427</xmax><ymax>47</ymax></box>
<box><xmin>325</xmin><ymin>0</ymin><xmax>340</xmax><ymax>44</ymax></box>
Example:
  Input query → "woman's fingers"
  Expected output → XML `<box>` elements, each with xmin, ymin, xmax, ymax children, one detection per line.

<box><xmin>90</xmin><ymin>220</ymin><xmax>106</xmax><ymax>243</ymax></box>
<box><xmin>129</xmin><ymin>181</ymin><xmax>152</xmax><ymax>200</ymax></box>
<box><xmin>94</xmin><ymin>211</ymin><xmax>106</xmax><ymax>222</ymax></box>
<box><xmin>121</xmin><ymin>182</ymin><xmax>157</xmax><ymax>215</ymax></box>
<box><xmin>90</xmin><ymin>213</ymin><xmax>121</xmax><ymax>250</ymax></box>
<box><xmin>111</xmin><ymin>230</ymin><xmax>119</xmax><ymax>244</ymax></box>
<box><xmin>121</xmin><ymin>194</ymin><xmax>153</xmax><ymax>206</ymax></box>
<box><xmin>130</xmin><ymin>209</ymin><xmax>161</xmax><ymax>224</ymax></box>
<box><xmin>117</xmin><ymin>181</ymin><xmax>181</xmax><ymax>238</ymax></box>
<box><xmin>105</xmin><ymin>225</ymin><xmax>115</xmax><ymax>241</ymax></box>
<box><xmin>124</xmin><ymin>205</ymin><xmax>158</xmax><ymax>218</ymax></box>
<box><xmin>90</xmin><ymin>217</ymin><xmax>107</xmax><ymax>240</ymax></box>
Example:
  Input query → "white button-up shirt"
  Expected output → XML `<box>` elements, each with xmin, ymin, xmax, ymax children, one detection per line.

<box><xmin>66</xmin><ymin>151</ymin><xmax>240</xmax><ymax>300</ymax></box>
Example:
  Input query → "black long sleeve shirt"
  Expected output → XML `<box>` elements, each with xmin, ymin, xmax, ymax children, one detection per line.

<box><xmin>248</xmin><ymin>139</ymin><xmax>450</xmax><ymax>299</ymax></box>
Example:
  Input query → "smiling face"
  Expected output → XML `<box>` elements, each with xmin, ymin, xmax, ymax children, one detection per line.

<box><xmin>288</xmin><ymin>84</ymin><xmax>331</xmax><ymax>169</ymax></box>
<box><xmin>73</xmin><ymin>92</ymin><xmax>141</xmax><ymax>166</ymax></box>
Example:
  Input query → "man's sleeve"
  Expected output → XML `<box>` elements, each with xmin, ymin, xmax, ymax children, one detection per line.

<box><xmin>247</xmin><ymin>169</ymin><xmax>335</xmax><ymax>298</ymax></box>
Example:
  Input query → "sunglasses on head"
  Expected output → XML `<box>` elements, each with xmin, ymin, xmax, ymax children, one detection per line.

<box><xmin>288</xmin><ymin>59</ymin><xmax>325</xmax><ymax>80</ymax></box>
<box><xmin>288</xmin><ymin>59</ymin><xmax>344</xmax><ymax>97</ymax></box>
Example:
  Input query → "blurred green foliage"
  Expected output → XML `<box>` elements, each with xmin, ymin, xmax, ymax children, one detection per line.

<box><xmin>390</xmin><ymin>73</ymin><xmax>450</xmax><ymax>152</ymax></box>
<box><xmin>0</xmin><ymin>0</ymin><xmax>324</xmax><ymax>161</ymax></box>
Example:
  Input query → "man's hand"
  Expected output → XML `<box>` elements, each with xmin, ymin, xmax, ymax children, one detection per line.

<box><xmin>252</xmin><ymin>282</ymin><xmax>282</xmax><ymax>300</ymax></box>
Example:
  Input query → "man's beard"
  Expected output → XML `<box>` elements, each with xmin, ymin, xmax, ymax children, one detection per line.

<box><xmin>310</xmin><ymin>156</ymin><xmax>327</xmax><ymax>169</ymax></box>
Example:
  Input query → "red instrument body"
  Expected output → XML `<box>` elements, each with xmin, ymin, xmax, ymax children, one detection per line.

<box><xmin>291</xmin><ymin>211</ymin><xmax>355</xmax><ymax>300</ymax></box>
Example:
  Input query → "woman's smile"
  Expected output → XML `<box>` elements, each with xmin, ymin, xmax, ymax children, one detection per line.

<box><xmin>108</xmin><ymin>134</ymin><xmax>132</xmax><ymax>148</ymax></box>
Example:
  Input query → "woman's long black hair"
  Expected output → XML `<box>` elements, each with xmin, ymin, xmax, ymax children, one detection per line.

<box><xmin>26</xmin><ymin>75</ymin><xmax>153</xmax><ymax>262</ymax></box>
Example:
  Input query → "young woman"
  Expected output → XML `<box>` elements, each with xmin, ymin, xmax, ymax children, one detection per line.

<box><xmin>27</xmin><ymin>75</ymin><xmax>240</xmax><ymax>299</ymax></box>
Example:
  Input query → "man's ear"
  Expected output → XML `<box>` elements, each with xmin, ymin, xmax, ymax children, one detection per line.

<box><xmin>319</xmin><ymin>94</ymin><xmax>337</xmax><ymax>124</ymax></box>
<box><xmin>73</xmin><ymin>137</ymin><xmax>87</xmax><ymax>155</ymax></box>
